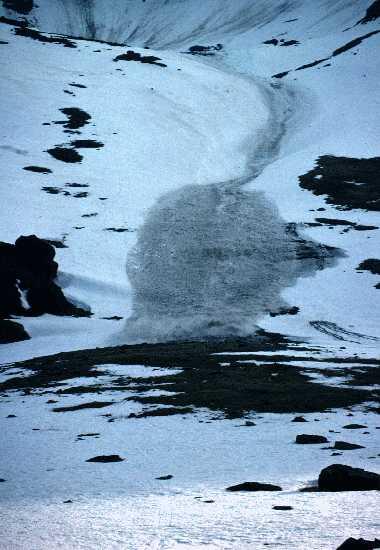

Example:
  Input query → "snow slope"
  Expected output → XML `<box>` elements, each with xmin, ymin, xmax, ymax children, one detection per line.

<box><xmin>0</xmin><ymin>1</ymin><xmax>379</xmax><ymax>360</ymax></box>
<box><xmin>1</xmin><ymin>3</ymin><xmax>380</xmax><ymax>549</ymax></box>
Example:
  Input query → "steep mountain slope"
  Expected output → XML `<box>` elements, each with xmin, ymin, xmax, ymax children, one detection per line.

<box><xmin>0</xmin><ymin>1</ymin><xmax>379</xmax><ymax>363</ymax></box>
<box><xmin>0</xmin><ymin>4</ymin><xmax>379</xmax><ymax>549</ymax></box>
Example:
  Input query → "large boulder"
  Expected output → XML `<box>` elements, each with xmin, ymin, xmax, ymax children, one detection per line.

<box><xmin>0</xmin><ymin>319</ymin><xmax>30</xmax><ymax>343</ymax></box>
<box><xmin>226</xmin><ymin>482</ymin><xmax>282</xmax><ymax>492</ymax></box>
<box><xmin>318</xmin><ymin>464</ymin><xmax>380</xmax><ymax>491</ymax></box>
<box><xmin>0</xmin><ymin>235</ymin><xmax>90</xmax><ymax>321</ymax></box>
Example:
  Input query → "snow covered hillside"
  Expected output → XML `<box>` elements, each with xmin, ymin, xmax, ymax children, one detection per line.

<box><xmin>1</xmin><ymin>0</ymin><xmax>379</xmax><ymax>362</ymax></box>
<box><xmin>0</xmin><ymin>3</ymin><xmax>379</xmax><ymax>548</ymax></box>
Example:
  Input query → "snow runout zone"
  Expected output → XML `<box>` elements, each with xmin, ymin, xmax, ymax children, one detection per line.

<box><xmin>1</xmin><ymin>1</ymin><xmax>380</xmax><ymax>548</ymax></box>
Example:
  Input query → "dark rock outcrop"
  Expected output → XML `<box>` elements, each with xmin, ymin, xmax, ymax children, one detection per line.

<box><xmin>2</xmin><ymin>0</ymin><xmax>34</xmax><ymax>15</ymax></box>
<box><xmin>337</xmin><ymin>537</ymin><xmax>380</xmax><ymax>549</ymax></box>
<box><xmin>358</xmin><ymin>0</ymin><xmax>380</xmax><ymax>24</ymax></box>
<box><xmin>226</xmin><ymin>482</ymin><xmax>282</xmax><ymax>492</ymax></box>
<box><xmin>0</xmin><ymin>319</ymin><xmax>30</xmax><ymax>343</ymax></box>
<box><xmin>318</xmin><ymin>464</ymin><xmax>380</xmax><ymax>491</ymax></box>
<box><xmin>0</xmin><ymin>235</ymin><xmax>90</xmax><ymax>322</ymax></box>
<box><xmin>299</xmin><ymin>156</ymin><xmax>380</xmax><ymax>211</ymax></box>
<box><xmin>113</xmin><ymin>50</ymin><xmax>167</xmax><ymax>67</ymax></box>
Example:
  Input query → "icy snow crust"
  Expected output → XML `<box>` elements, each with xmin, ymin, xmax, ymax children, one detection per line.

<box><xmin>0</xmin><ymin>1</ymin><xmax>380</xmax><ymax>548</ymax></box>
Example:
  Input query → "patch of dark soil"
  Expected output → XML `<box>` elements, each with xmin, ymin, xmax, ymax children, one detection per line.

<box><xmin>0</xmin><ymin>332</ymin><xmax>380</xmax><ymax>418</ymax></box>
<box><xmin>296</xmin><ymin>58</ymin><xmax>329</xmax><ymax>71</ymax></box>
<box><xmin>73</xmin><ymin>192</ymin><xmax>88</xmax><ymax>198</ymax></box>
<box><xmin>295</xmin><ymin>434</ymin><xmax>328</xmax><ymax>444</ymax></box>
<box><xmin>63</xmin><ymin>34</ymin><xmax>125</xmax><ymax>48</ymax></box>
<box><xmin>0</xmin><ymin>15</ymin><xmax>28</xmax><ymax>27</ymax></box>
<box><xmin>0</xmin><ymin>319</ymin><xmax>30</xmax><ymax>343</ymax></box>
<box><xmin>272</xmin><ymin>71</ymin><xmax>290</xmax><ymax>79</ymax></box>
<box><xmin>53</xmin><ymin>401</ymin><xmax>114</xmax><ymax>412</ymax></box>
<box><xmin>185</xmin><ymin>44</ymin><xmax>223</xmax><ymax>56</ymax></box>
<box><xmin>104</xmin><ymin>227</ymin><xmax>130</xmax><ymax>233</ymax></box>
<box><xmin>299</xmin><ymin>155</ymin><xmax>380</xmax><ymax>211</ymax></box>
<box><xmin>358</xmin><ymin>0</ymin><xmax>380</xmax><ymax>24</ymax></box>
<box><xmin>23</xmin><ymin>165</ymin><xmax>51</xmax><ymax>174</ymax></box>
<box><xmin>226</xmin><ymin>482</ymin><xmax>282</xmax><ymax>492</ymax></box>
<box><xmin>0</xmin><ymin>235</ymin><xmax>90</xmax><ymax>319</ymax></box>
<box><xmin>333</xmin><ymin>30</ymin><xmax>380</xmax><ymax>57</ymax></box>
<box><xmin>70</xmin><ymin>140</ymin><xmax>103</xmax><ymax>149</ymax></box>
<box><xmin>318</xmin><ymin>464</ymin><xmax>380</xmax><ymax>491</ymax></box>
<box><xmin>337</xmin><ymin>537</ymin><xmax>380</xmax><ymax>549</ymax></box>
<box><xmin>42</xmin><ymin>186</ymin><xmax>71</xmax><ymax>196</ymax></box>
<box><xmin>357</xmin><ymin>259</ymin><xmax>380</xmax><ymax>275</ymax></box>
<box><xmin>14</xmin><ymin>26</ymin><xmax>77</xmax><ymax>48</ymax></box>
<box><xmin>54</xmin><ymin>108</ymin><xmax>91</xmax><ymax>130</ymax></box>
<box><xmin>113</xmin><ymin>50</ymin><xmax>167</xmax><ymax>67</ymax></box>
<box><xmin>280</xmin><ymin>40</ymin><xmax>300</xmax><ymax>46</ymax></box>
<box><xmin>47</xmin><ymin>147</ymin><xmax>83</xmax><ymax>163</ymax></box>
<box><xmin>263</xmin><ymin>38</ymin><xmax>279</xmax><ymax>45</ymax></box>
<box><xmin>2</xmin><ymin>0</ymin><xmax>34</xmax><ymax>14</ymax></box>
<box><xmin>2</xmin><ymin>335</ymin><xmax>377</xmax><ymax>417</ymax></box>
<box><xmin>101</xmin><ymin>316</ymin><xmax>123</xmax><ymax>321</ymax></box>
<box><xmin>86</xmin><ymin>455</ymin><xmax>124</xmax><ymax>463</ymax></box>
<box><xmin>129</xmin><ymin>406</ymin><xmax>194</xmax><ymax>418</ymax></box>
<box><xmin>65</xmin><ymin>182</ymin><xmax>89</xmax><ymax>188</ymax></box>
<box><xmin>69</xmin><ymin>83</ymin><xmax>87</xmax><ymax>89</ymax></box>
<box><xmin>315</xmin><ymin>218</ymin><xmax>378</xmax><ymax>231</ymax></box>
<box><xmin>270</xmin><ymin>306</ymin><xmax>299</xmax><ymax>317</ymax></box>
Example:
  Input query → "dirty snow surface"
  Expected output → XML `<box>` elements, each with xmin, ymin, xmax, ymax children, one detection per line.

<box><xmin>0</xmin><ymin>0</ymin><xmax>379</xmax><ymax>549</ymax></box>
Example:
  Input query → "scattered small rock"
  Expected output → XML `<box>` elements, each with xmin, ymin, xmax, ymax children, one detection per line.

<box><xmin>333</xmin><ymin>441</ymin><xmax>365</xmax><ymax>450</ymax></box>
<box><xmin>86</xmin><ymin>455</ymin><xmax>124</xmax><ymax>463</ymax></box>
<box><xmin>156</xmin><ymin>475</ymin><xmax>173</xmax><ymax>480</ymax></box>
<box><xmin>226</xmin><ymin>482</ymin><xmax>282</xmax><ymax>492</ymax></box>
<box><xmin>295</xmin><ymin>434</ymin><xmax>328</xmax><ymax>444</ymax></box>
<box><xmin>47</xmin><ymin>147</ymin><xmax>83</xmax><ymax>163</ymax></box>
<box><xmin>343</xmin><ymin>424</ymin><xmax>368</xmax><ymax>429</ymax></box>
<box><xmin>292</xmin><ymin>416</ymin><xmax>307</xmax><ymax>423</ymax></box>
<box><xmin>23</xmin><ymin>166</ymin><xmax>52</xmax><ymax>174</ymax></box>
<box><xmin>273</xmin><ymin>506</ymin><xmax>293</xmax><ymax>511</ymax></box>
<box><xmin>53</xmin><ymin>401</ymin><xmax>113</xmax><ymax>412</ymax></box>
